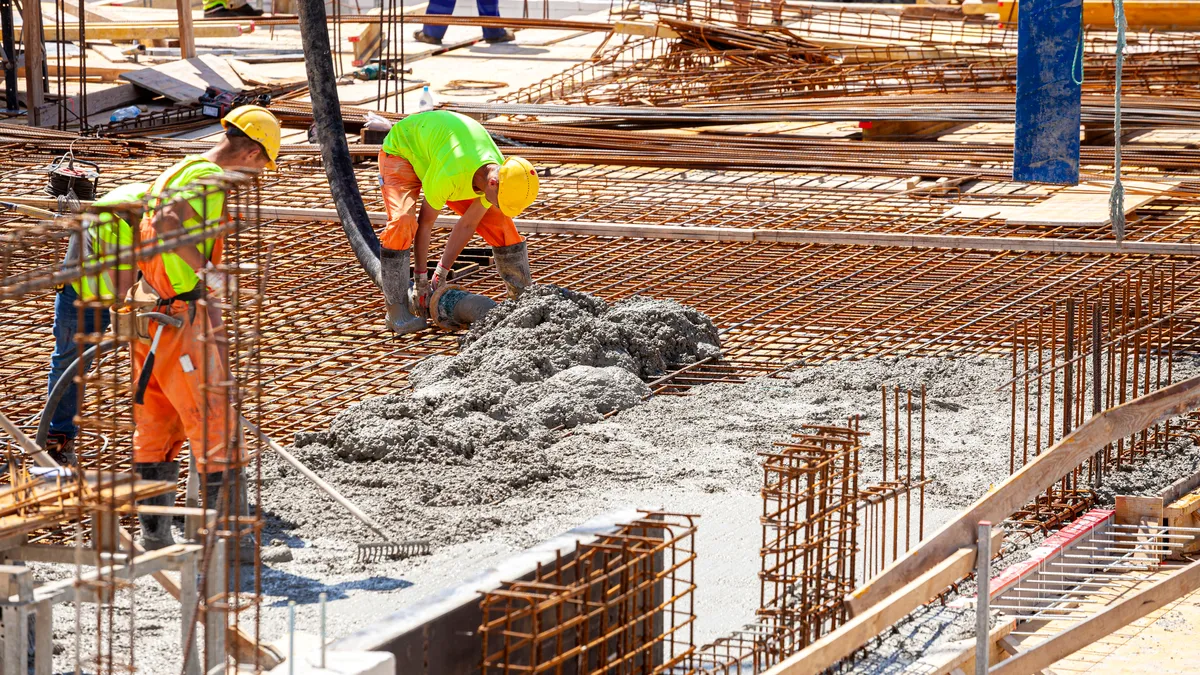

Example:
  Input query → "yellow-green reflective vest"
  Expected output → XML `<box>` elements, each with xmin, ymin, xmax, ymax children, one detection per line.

<box><xmin>68</xmin><ymin>182</ymin><xmax>148</xmax><ymax>303</ymax></box>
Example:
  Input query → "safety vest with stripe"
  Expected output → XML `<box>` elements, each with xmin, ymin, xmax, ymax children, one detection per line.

<box><xmin>66</xmin><ymin>182</ymin><xmax>148</xmax><ymax>303</ymax></box>
<box><xmin>137</xmin><ymin>156</ymin><xmax>228</xmax><ymax>299</ymax></box>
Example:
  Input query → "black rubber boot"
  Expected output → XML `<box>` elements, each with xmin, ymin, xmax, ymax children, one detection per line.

<box><xmin>491</xmin><ymin>241</ymin><xmax>532</xmax><ymax>299</ymax></box>
<box><xmin>134</xmin><ymin>462</ymin><xmax>179</xmax><ymax>551</ymax></box>
<box><xmin>382</xmin><ymin>248</ymin><xmax>427</xmax><ymax>334</ymax></box>
<box><xmin>204</xmin><ymin>469</ymin><xmax>257</xmax><ymax>565</ymax></box>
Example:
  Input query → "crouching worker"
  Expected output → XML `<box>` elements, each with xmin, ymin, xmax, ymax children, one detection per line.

<box><xmin>45</xmin><ymin>183</ymin><xmax>148</xmax><ymax>465</ymax></box>
<box><xmin>130</xmin><ymin>105</ymin><xmax>279</xmax><ymax>553</ymax></box>
<box><xmin>377</xmin><ymin>110</ymin><xmax>539</xmax><ymax>334</ymax></box>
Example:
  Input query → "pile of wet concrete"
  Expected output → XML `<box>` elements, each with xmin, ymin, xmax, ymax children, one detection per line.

<box><xmin>287</xmin><ymin>286</ymin><xmax>720</xmax><ymax>521</ymax></box>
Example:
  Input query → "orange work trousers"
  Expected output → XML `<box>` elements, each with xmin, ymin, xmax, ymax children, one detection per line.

<box><xmin>378</xmin><ymin>150</ymin><xmax>523</xmax><ymax>252</ymax></box>
<box><xmin>132</xmin><ymin>300</ymin><xmax>241</xmax><ymax>474</ymax></box>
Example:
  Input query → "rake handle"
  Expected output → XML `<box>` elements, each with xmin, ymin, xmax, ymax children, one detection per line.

<box><xmin>241</xmin><ymin>417</ymin><xmax>397</xmax><ymax>544</ymax></box>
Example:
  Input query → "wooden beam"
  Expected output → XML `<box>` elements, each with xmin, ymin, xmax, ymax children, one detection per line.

<box><xmin>991</xmin><ymin>558</ymin><xmax>1200</xmax><ymax>674</ymax></box>
<box><xmin>32</xmin><ymin>82</ymin><xmax>140</xmax><ymax>127</ymax></box>
<box><xmin>962</xmin><ymin>0</ymin><xmax>1200</xmax><ymax>29</ymax></box>
<box><xmin>763</xmin><ymin>534</ymin><xmax>1002</xmax><ymax>675</ymax></box>
<box><xmin>21</xmin><ymin>0</ymin><xmax>45</xmax><ymax>126</ymax></box>
<box><xmin>42</xmin><ymin>23</ymin><xmax>242</xmax><ymax>41</ymax></box>
<box><xmin>845</xmin><ymin>377</ymin><xmax>1200</xmax><ymax>619</ymax></box>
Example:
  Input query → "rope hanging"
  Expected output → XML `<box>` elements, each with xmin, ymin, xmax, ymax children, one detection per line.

<box><xmin>1109</xmin><ymin>0</ymin><xmax>1127</xmax><ymax>242</ymax></box>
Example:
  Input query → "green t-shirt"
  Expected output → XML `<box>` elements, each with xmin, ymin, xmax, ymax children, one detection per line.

<box><xmin>68</xmin><ymin>182</ymin><xmax>148</xmax><ymax>302</ymax></box>
<box><xmin>146</xmin><ymin>156</ymin><xmax>227</xmax><ymax>296</ymax></box>
<box><xmin>381</xmin><ymin>111</ymin><xmax>504</xmax><ymax>210</ymax></box>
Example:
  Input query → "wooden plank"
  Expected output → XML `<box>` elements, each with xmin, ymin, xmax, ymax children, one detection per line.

<box><xmin>33</xmin><ymin>82</ymin><xmax>140</xmax><ymax>127</ymax></box>
<box><xmin>844</xmin><ymin>377</ymin><xmax>1200</xmax><ymax>621</ymax></box>
<box><xmin>763</xmin><ymin>539</ymin><xmax>998</xmax><ymax>675</ymax></box>
<box><xmin>120</xmin><ymin>54</ymin><xmax>244</xmax><ymax>103</ymax></box>
<box><xmin>42</xmin><ymin>22</ymin><xmax>242</xmax><ymax>40</ymax></box>
<box><xmin>22</xmin><ymin>0</ymin><xmax>46</xmax><ymax>126</ymax></box>
<box><xmin>964</xmin><ymin>1</ymin><xmax>1200</xmax><ymax>29</ymax></box>
<box><xmin>612</xmin><ymin>20</ymin><xmax>679</xmax><ymax>38</ymax></box>
<box><xmin>907</xmin><ymin>620</ymin><xmax>1016</xmax><ymax>675</ymax></box>
<box><xmin>178</xmin><ymin>0</ymin><xmax>196</xmax><ymax>59</ymax></box>
<box><xmin>1115</xmin><ymin>495</ymin><xmax>1164</xmax><ymax>526</ymax></box>
<box><xmin>947</xmin><ymin>180</ymin><xmax>1175</xmax><ymax>227</ymax></box>
<box><xmin>991</xmin><ymin>558</ymin><xmax>1200</xmax><ymax>674</ymax></box>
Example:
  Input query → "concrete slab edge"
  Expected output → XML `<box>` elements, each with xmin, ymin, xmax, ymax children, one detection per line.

<box><xmin>329</xmin><ymin>506</ymin><xmax>654</xmax><ymax>653</ymax></box>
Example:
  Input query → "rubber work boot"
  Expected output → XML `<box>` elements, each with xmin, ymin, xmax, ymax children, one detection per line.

<box><xmin>204</xmin><ymin>469</ymin><xmax>258</xmax><ymax>565</ymax></box>
<box><xmin>413</xmin><ymin>29</ymin><xmax>442</xmax><ymax>45</ymax></box>
<box><xmin>491</xmin><ymin>241</ymin><xmax>532</xmax><ymax>299</ymax></box>
<box><xmin>44</xmin><ymin>432</ymin><xmax>77</xmax><ymax>466</ymax></box>
<box><xmin>134</xmin><ymin>461</ymin><xmax>179</xmax><ymax>551</ymax></box>
<box><xmin>382</xmin><ymin>248</ymin><xmax>427</xmax><ymax>334</ymax></box>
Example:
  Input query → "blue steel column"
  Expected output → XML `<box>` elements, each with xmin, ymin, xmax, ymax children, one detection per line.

<box><xmin>1013</xmin><ymin>0</ymin><xmax>1084</xmax><ymax>185</ymax></box>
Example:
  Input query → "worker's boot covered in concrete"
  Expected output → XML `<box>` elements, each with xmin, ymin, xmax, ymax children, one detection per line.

<box><xmin>134</xmin><ymin>461</ymin><xmax>179</xmax><ymax>551</ymax></box>
<box><xmin>491</xmin><ymin>241</ymin><xmax>532</xmax><ymax>299</ymax></box>
<box><xmin>381</xmin><ymin>248</ymin><xmax>427</xmax><ymax>334</ymax></box>
<box><xmin>203</xmin><ymin>469</ymin><xmax>257</xmax><ymax>565</ymax></box>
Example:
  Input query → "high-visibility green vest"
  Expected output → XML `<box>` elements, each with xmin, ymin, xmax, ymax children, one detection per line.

<box><xmin>68</xmin><ymin>182</ymin><xmax>149</xmax><ymax>302</ymax></box>
<box><xmin>142</xmin><ymin>156</ymin><xmax>227</xmax><ymax>297</ymax></box>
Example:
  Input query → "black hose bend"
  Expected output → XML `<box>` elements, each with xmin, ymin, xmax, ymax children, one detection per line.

<box><xmin>297</xmin><ymin>0</ymin><xmax>384</xmax><ymax>288</ymax></box>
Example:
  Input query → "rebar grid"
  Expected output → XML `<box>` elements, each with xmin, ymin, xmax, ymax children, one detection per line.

<box><xmin>1005</xmin><ymin>266</ymin><xmax>1200</xmax><ymax>533</ymax></box>
<box><xmin>757</xmin><ymin>423</ymin><xmax>862</xmax><ymax>655</ymax></box>
<box><xmin>0</xmin><ymin>176</ymin><xmax>269</xmax><ymax>673</ymax></box>
<box><xmin>479</xmin><ymin>512</ymin><xmax>697</xmax><ymax>674</ymax></box>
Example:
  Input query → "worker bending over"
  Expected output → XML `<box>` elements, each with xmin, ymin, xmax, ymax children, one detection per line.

<box><xmin>132</xmin><ymin>105</ymin><xmax>280</xmax><ymax>551</ymax></box>
<box><xmin>377</xmin><ymin>110</ymin><xmax>539</xmax><ymax>333</ymax></box>
<box><xmin>45</xmin><ymin>183</ymin><xmax>148</xmax><ymax>465</ymax></box>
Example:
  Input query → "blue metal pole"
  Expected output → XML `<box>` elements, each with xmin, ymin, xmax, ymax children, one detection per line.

<box><xmin>1013</xmin><ymin>0</ymin><xmax>1084</xmax><ymax>185</ymax></box>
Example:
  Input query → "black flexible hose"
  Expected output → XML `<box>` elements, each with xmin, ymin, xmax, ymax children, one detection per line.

<box><xmin>297</xmin><ymin>0</ymin><xmax>384</xmax><ymax>288</ymax></box>
<box><xmin>36</xmin><ymin>340</ymin><xmax>117</xmax><ymax>449</ymax></box>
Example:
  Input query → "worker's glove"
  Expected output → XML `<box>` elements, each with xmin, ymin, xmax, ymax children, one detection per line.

<box><xmin>414</xmin><ymin>269</ymin><xmax>429</xmax><ymax>311</ymax></box>
<box><xmin>202</xmin><ymin>261</ymin><xmax>233</xmax><ymax>296</ymax></box>
<box><xmin>428</xmin><ymin>264</ymin><xmax>451</xmax><ymax>298</ymax></box>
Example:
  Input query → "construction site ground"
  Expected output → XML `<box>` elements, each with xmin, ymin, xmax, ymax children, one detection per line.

<box><xmin>10</xmin><ymin>2</ymin><xmax>1200</xmax><ymax>673</ymax></box>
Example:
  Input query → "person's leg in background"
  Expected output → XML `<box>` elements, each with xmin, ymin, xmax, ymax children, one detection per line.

<box><xmin>204</xmin><ymin>0</ymin><xmax>263</xmax><ymax>18</ymax></box>
<box><xmin>417</xmin><ymin>0</ymin><xmax>457</xmax><ymax>43</ymax></box>
<box><xmin>46</xmin><ymin>286</ymin><xmax>111</xmax><ymax>465</ymax></box>
<box><xmin>475</xmin><ymin>0</ymin><xmax>515</xmax><ymax>43</ymax></box>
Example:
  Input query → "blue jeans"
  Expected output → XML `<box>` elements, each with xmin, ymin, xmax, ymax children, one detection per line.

<box><xmin>47</xmin><ymin>286</ymin><xmax>111</xmax><ymax>438</ymax></box>
<box><xmin>423</xmin><ymin>0</ymin><xmax>507</xmax><ymax>40</ymax></box>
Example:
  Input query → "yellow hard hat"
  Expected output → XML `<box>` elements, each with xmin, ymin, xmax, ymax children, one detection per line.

<box><xmin>221</xmin><ymin>105</ymin><xmax>281</xmax><ymax>170</ymax></box>
<box><xmin>497</xmin><ymin>156</ymin><xmax>539</xmax><ymax>218</ymax></box>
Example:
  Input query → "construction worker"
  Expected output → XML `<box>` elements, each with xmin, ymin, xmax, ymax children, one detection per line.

<box><xmin>413</xmin><ymin>0</ymin><xmax>515</xmax><ymax>45</ymax></box>
<box><xmin>204</xmin><ymin>0</ymin><xmax>262</xmax><ymax>18</ymax></box>
<box><xmin>44</xmin><ymin>183</ymin><xmax>148</xmax><ymax>465</ymax></box>
<box><xmin>377</xmin><ymin>110</ymin><xmax>539</xmax><ymax>333</ymax></box>
<box><xmin>131</xmin><ymin>105</ymin><xmax>279</xmax><ymax>551</ymax></box>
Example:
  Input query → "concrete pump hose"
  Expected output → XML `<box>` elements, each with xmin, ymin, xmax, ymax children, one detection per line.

<box><xmin>36</xmin><ymin>340</ymin><xmax>117</xmax><ymax>449</ymax></box>
<box><xmin>297</xmin><ymin>0</ymin><xmax>384</xmax><ymax>288</ymax></box>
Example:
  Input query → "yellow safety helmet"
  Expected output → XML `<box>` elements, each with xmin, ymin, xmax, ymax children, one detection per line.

<box><xmin>221</xmin><ymin>105</ymin><xmax>281</xmax><ymax>170</ymax></box>
<box><xmin>497</xmin><ymin>156</ymin><xmax>539</xmax><ymax>218</ymax></box>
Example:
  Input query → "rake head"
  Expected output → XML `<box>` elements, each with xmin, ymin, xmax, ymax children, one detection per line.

<box><xmin>357</xmin><ymin>539</ymin><xmax>431</xmax><ymax>563</ymax></box>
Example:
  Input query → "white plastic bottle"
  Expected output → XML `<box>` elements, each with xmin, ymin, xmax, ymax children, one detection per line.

<box><xmin>418</xmin><ymin>86</ymin><xmax>435</xmax><ymax>112</ymax></box>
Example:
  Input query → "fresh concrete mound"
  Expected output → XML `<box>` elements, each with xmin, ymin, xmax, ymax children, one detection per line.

<box><xmin>289</xmin><ymin>286</ymin><xmax>720</xmax><ymax>518</ymax></box>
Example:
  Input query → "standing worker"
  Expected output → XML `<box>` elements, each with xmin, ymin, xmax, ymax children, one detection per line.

<box><xmin>413</xmin><ymin>0</ymin><xmax>515</xmax><ymax>45</ymax></box>
<box><xmin>131</xmin><ymin>105</ymin><xmax>279</xmax><ymax>552</ymax></box>
<box><xmin>44</xmin><ymin>183</ymin><xmax>148</xmax><ymax>465</ymax></box>
<box><xmin>377</xmin><ymin>110</ymin><xmax>539</xmax><ymax>334</ymax></box>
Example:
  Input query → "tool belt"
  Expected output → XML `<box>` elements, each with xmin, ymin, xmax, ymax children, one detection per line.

<box><xmin>110</xmin><ymin>277</ymin><xmax>201</xmax><ymax>344</ymax></box>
